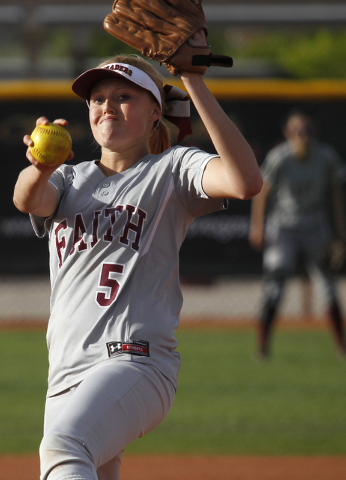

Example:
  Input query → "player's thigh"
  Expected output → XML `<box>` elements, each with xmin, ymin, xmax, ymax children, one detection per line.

<box><xmin>303</xmin><ymin>224</ymin><xmax>332</xmax><ymax>264</ymax></box>
<box><xmin>264</xmin><ymin>229</ymin><xmax>297</xmax><ymax>275</ymax></box>
<box><xmin>43</xmin><ymin>385</ymin><xmax>78</xmax><ymax>435</ymax></box>
<box><xmin>301</xmin><ymin>226</ymin><xmax>337</xmax><ymax>304</ymax></box>
<box><xmin>43</xmin><ymin>361</ymin><xmax>175</xmax><ymax>470</ymax></box>
<box><xmin>43</xmin><ymin>384</ymin><xmax>124</xmax><ymax>480</ymax></box>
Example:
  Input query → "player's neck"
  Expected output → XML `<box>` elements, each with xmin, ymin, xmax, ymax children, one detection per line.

<box><xmin>98</xmin><ymin>146</ymin><xmax>149</xmax><ymax>176</ymax></box>
<box><xmin>289</xmin><ymin>141</ymin><xmax>311</xmax><ymax>162</ymax></box>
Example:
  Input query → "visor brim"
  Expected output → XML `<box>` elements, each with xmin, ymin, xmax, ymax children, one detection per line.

<box><xmin>72</xmin><ymin>69</ymin><xmax>126</xmax><ymax>101</ymax></box>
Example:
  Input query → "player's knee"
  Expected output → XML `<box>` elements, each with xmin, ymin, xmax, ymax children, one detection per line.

<box><xmin>263</xmin><ymin>274</ymin><xmax>285</xmax><ymax>308</ymax></box>
<box><xmin>40</xmin><ymin>431</ymin><xmax>95</xmax><ymax>480</ymax></box>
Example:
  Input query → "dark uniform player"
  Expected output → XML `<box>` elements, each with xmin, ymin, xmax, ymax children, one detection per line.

<box><xmin>249</xmin><ymin>112</ymin><xmax>346</xmax><ymax>358</ymax></box>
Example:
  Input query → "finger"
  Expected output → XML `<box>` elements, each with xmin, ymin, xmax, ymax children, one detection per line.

<box><xmin>67</xmin><ymin>150</ymin><xmax>74</xmax><ymax>161</ymax></box>
<box><xmin>26</xmin><ymin>146</ymin><xmax>38</xmax><ymax>165</ymax></box>
<box><xmin>52</xmin><ymin>118</ymin><xmax>69</xmax><ymax>126</ymax></box>
<box><xmin>26</xmin><ymin>148</ymin><xmax>60</xmax><ymax>171</ymax></box>
<box><xmin>188</xmin><ymin>29</ymin><xmax>207</xmax><ymax>47</ymax></box>
<box><xmin>36</xmin><ymin>117</ymin><xmax>50</xmax><ymax>127</ymax></box>
<box><xmin>23</xmin><ymin>134</ymin><xmax>34</xmax><ymax>147</ymax></box>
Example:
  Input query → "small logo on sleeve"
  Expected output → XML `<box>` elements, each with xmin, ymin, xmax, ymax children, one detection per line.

<box><xmin>107</xmin><ymin>340</ymin><xmax>150</xmax><ymax>358</ymax></box>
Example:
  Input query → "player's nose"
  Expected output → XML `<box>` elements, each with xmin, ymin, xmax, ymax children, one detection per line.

<box><xmin>103</xmin><ymin>99</ymin><xmax>117</xmax><ymax>115</ymax></box>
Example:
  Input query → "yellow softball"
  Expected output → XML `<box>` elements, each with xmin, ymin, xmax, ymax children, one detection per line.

<box><xmin>30</xmin><ymin>123</ymin><xmax>72</xmax><ymax>167</ymax></box>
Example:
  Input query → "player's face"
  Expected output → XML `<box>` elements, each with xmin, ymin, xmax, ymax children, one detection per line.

<box><xmin>89</xmin><ymin>78</ymin><xmax>161</xmax><ymax>152</ymax></box>
<box><xmin>285</xmin><ymin>116</ymin><xmax>310</xmax><ymax>143</ymax></box>
<box><xmin>284</xmin><ymin>116</ymin><xmax>311</xmax><ymax>159</ymax></box>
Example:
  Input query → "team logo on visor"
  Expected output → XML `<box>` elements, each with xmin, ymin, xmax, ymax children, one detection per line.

<box><xmin>104</xmin><ymin>64</ymin><xmax>133</xmax><ymax>76</ymax></box>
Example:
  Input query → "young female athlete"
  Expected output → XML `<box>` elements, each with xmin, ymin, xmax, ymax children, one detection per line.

<box><xmin>13</xmin><ymin>38</ymin><xmax>262</xmax><ymax>480</ymax></box>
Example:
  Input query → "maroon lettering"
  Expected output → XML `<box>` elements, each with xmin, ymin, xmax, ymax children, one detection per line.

<box><xmin>54</xmin><ymin>203</ymin><xmax>147</xmax><ymax>268</ymax></box>
<box><xmin>70</xmin><ymin>213</ymin><xmax>88</xmax><ymax>255</ymax></box>
<box><xmin>105</xmin><ymin>64</ymin><xmax>132</xmax><ymax>76</ymax></box>
<box><xmin>96</xmin><ymin>263</ymin><xmax>124</xmax><ymax>307</ymax></box>
<box><xmin>55</xmin><ymin>220</ymin><xmax>67</xmax><ymax>268</ymax></box>
<box><xmin>91</xmin><ymin>210</ymin><xmax>101</xmax><ymax>248</ymax></box>
<box><xmin>103</xmin><ymin>206</ymin><xmax>124</xmax><ymax>242</ymax></box>
<box><xmin>119</xmin><ymin>205</ymin><xmax>147</xmax><ymax>252</ymax></box>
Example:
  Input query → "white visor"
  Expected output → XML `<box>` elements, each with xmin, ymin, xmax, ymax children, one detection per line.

<box><xmin>72</xmin><ymin>63</ymin><xmax>162</xmax><ymax>109</ymax></box>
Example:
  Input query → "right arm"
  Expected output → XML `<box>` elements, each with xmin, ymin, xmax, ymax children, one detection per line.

<box><xmin>13</xmin><ymin>117</ymin><xmax>73</xmax><ymax>217</ymax></box>
<box><xmin>13</xmin><ymin>165</ymin><xmax>59</xmax><ymax>217</ymax></box>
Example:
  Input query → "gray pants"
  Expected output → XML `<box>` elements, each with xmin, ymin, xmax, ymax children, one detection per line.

<box><xmin>263</xmin><ymin>224</ymin><xmax>337</xmax><ymax>311</ymax></box>
<box><xmin>40</xmin><ymin>361</ymin><xmax>175</xmax><ymax>480</ymax></box>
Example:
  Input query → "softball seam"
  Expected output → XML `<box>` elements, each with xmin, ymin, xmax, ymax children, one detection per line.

<box><xmin>35</xmin><ymin>126</ymin><xmax>71</xmax><ymax>141</ymax></box>
<box><xmin>30</xmin><ymin>146</ymin><xmax>64</xmax><ymax>165</ymax></box>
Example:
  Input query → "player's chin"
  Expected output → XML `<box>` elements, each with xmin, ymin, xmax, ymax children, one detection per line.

<box><xmin>98</xmin><ymin>135</ymin><xmax>125</xmax><ymax>152</ymax></box>
<box><xmin>93</xmin><ymin>121</ymin><xmax>117</xmax><ymax>138</ymax></box>
<box><xmin>95</xmin><ymin>129</ymin><xmax>120</xmax><ymax>146</ymax></box>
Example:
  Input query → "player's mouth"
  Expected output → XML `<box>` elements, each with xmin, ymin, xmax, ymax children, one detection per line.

<box><xmin>100</xmin><ymin>115</ymin><xmax>118</xmax><ymax>124</ymax></box>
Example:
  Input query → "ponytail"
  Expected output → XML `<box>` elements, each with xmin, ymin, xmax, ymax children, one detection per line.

<box><xmin>149</xmin><ymin>119</ymin><xmax>171</xmax><ymax>155</ymax></box>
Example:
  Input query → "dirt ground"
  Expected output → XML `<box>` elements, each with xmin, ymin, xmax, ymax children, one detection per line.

<box><xmin>1</xmin><ymin>454</ymin><xmax>346</xmax><ymax>480</ymax></box>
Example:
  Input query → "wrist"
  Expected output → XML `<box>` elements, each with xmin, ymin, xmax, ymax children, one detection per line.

<box><xmin>30</xmin><ymin>163</ymin><xmax>57</xmax><ymax>179</ymax></box>
<box><xmin>180</xmin><ymin>72</ymin><xmax>205</xmax><ymax>85</ymax></box>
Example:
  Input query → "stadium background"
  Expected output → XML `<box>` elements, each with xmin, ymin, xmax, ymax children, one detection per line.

<box><xmin>2</xmin><ymin>0</ymin><xmax>346</xmax><ymax>323</ymax></box>
<box><xmin>1</xmin><ymin>78</ymin><xmax>346</xmax><ymax>322</ymax></box>
<box><xmin>1</xmin><ymin>2</ymin><xmax>346</xmax><ymax>479</ymax></box>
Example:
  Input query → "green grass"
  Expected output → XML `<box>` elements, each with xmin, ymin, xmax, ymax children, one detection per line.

<box><xmin>128</xmin><ymin>328</ymin><xmax>346</xmax><ymax>455</ymax></box>
<box><xmin>0</xmin><ymin>330</ymin><xmax>48</xmax><ymax>453</ymax></box>
<box><xmin>0</xmin><ymin>328</ymin><xmax>345</xmax><ymax>455</ymax></box>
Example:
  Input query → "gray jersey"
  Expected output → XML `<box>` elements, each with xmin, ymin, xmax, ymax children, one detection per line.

<box><xmin>261</xmin><ymin>140</ymin><xmax>345</xmax><ymax>232</ymax></box>
<box><xmin>31</xmin><ymin>146</ymin><xmax>224</xmax><ymax>396</ymax></box>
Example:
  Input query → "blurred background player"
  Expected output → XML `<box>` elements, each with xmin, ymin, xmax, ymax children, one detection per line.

<box><xmin>249</xmin><ymin>111</ymin><xmax>346</xmax><ymax>358</ymax></box>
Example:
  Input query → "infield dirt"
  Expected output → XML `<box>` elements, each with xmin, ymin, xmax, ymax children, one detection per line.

<box><xmin>1</xmin><ymin>454</ymin><xmax>346</xmax><ymax>480</ymax></box>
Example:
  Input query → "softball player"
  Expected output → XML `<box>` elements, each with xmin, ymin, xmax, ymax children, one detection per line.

<box><xmin>249</xmin><ymin>111</ymin><xmax>346</xmax><ymax>359</ymax></box>
<box><xmin>13</xmin><ymin>48</ymin><xmax>262</xmax><ymax>480</ymax></box>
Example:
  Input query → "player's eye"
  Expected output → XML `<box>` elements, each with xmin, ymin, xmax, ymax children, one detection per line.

<box><xmin>90</xmin><ymin>96</ymin><xmax>104</xmax><ymax>105</ymax></box>
<box><xmin>117</xmin><ymin>94</ymin><xmax>131</xmax><ymax>102</ymax></box>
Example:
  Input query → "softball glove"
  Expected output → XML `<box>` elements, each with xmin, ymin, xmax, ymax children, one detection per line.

<box><xmin>103</xmin><ymin>0</ymin><xmax>233</xmax><ymax>75</ymax></box>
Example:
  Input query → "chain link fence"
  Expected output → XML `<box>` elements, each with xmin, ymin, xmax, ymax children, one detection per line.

<box><xmin>1</xmin><ymin>274</ymin><xmax>346</xmax><ymax>326</ymax></box>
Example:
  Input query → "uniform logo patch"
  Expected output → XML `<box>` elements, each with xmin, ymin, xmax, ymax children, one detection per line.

<box><xmin>107</xmin><ymin>340</ymin><xmax>150</xmax><ymax>358</ymax></box>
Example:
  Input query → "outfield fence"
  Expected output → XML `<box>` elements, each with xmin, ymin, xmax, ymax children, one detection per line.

<box><xmin>1</xmin><ymin>274</ymin><xmax>345</xmax><ymax>325</ymax></box>
<box><xmin>2</xmin><ymin>79</ymin><xmax>346</xmax><ymax>327</ymax></box>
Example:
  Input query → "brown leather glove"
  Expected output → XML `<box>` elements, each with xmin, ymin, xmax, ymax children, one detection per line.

<box><xmin>103</xmin><ymin>0</ymin><xmax>233</xmax><ymax>76</ymax></box>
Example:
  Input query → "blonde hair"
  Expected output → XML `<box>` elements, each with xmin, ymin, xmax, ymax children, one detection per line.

<box><xmin>97</xmin><ymin>55</ymin><xmax>171</xmax><ymax>155</ymax></box>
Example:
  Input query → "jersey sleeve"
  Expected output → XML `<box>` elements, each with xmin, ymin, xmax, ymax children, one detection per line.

<box><xmin>171</xmin><ymin>146</ymin><xmax>226</xmax><ymax>217</ymax></box>
<box><xmin>30</xmin><ymin>164</ymin><xmax>75</xmax><ymax>238</ymax></box>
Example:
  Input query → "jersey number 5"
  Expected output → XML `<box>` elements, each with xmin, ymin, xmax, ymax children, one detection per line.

<box><xmin>96</xmin><ymin>263</ymin><xmax>124</xmax><ymax>307</ymax></box>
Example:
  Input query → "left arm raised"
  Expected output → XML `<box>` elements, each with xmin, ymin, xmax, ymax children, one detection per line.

<box><xmin>180</xmin><ymin>73</ymin><xmax>263</xmax><ymax>200</ymax></box>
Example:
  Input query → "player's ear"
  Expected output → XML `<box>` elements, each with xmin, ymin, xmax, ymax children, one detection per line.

<box><xmin>150</xmin><ymin>105</ymin><xmax>162</xmax><ymax>123</ymax></box>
